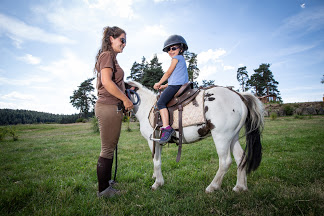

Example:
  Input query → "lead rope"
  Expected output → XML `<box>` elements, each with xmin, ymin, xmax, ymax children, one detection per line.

<box><xmin>112</xmin><ymin>110</ymin><xmax>132</xmax><ymax>184</ymax></box>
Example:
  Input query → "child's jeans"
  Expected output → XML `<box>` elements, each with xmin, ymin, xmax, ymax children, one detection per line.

<box><xmin>157</xmin><ymin>85</ymin><xmax>182</xmax><ymax>109</ymax></box>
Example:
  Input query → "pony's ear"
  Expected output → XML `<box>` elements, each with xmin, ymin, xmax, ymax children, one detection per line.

<box><xmin>125</xmin><ymin>82</ymin><xmax>131</xmax><ymax>89</ymax></box>
<box><xmin>125</xmin><ymin>82</ymin><xmax>139</xmax><ymax>91</ymax></box>
<box><xmin>131</xmin><ymin>86</ymin><xmax>139</xmax><ymax>91</ymax></box>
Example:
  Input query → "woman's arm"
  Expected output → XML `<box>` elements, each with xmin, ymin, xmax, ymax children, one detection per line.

<box><xmin>154</xmin><ymin>58</ymin><xmax>178</xmax><ymax>90</ymax></box>
<box><xmin>101</xmin><ymin>68</ymin><xmax>133</xmax><ymax>110</ymax></box>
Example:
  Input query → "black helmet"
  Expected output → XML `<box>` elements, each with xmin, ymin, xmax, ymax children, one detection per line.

<box><xmin>162</xmin><ymin>35</ymin><xmax>188</xmax><ymax>52</ymax></box>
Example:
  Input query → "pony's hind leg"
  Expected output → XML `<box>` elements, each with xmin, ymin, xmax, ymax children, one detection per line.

<box><xmin>206</xmin><ymin>134</ymin><xmax>232</xmax><ymax>193</ymax></box>
<box><xmin>231</xmin><ymin>136</ymin><xmax>248</xmax><ymax>192</ymax></box>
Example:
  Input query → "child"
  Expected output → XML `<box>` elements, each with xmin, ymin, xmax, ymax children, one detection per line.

<box><xmin>153</xmin><ymin>35</ymin><xmax>189</xmax><ymax>144</ymax></box>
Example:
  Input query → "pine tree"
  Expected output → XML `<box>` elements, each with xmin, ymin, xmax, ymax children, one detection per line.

<box><xmin>127</xmin><ymin>56</ymin><xmax>146</xmax><ymax>82</ymax></box>
<box><xmin>141</xmin><ymin>54</ymin><xmax>164</xmax><ymax>90</ymax></box>
<box><xmin>184</xmin><ymin>51</ymin><xmax>200</xmax><ymax>83</ymax></box>
<box><xmin>70</xmin><ymin>77</ymin><xmax>97</xmax><ymax>117</ymax></box>
<box><xmin>201</xmin><ymin>80</ymin><xmax>215</xmax><ymax>87</ymax></box>
<box><xmin>248</xmin><ymin>63</ymin><xmax>281</xmax><ymax>101</ymax></box>
<box><xmin>236</xmin><ymin>66</ymin><xmax>249</xmax><ymax>92</ymax></box>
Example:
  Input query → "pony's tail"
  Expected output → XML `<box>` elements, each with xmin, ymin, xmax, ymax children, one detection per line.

<box><xmin>239</xmin><ymin>93</ymin><xmax>265</xmax><ymax>174</ymax></box>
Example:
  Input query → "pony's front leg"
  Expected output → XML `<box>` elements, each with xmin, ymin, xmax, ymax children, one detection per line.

<box><xmin>148</xmin><ymin>140</ymin><xmax>164</xmax><ymax>190</ymax></box>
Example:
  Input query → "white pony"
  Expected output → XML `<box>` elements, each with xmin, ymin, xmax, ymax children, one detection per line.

<box><xmin>126</xmin><ymin>81</ymin><xmax>264</xmax><ymax>193</ymax></box>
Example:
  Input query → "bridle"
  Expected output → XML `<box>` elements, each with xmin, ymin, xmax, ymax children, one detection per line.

<box><xmin>126</xmin><ymin>88</ymin><xmax>140</xmax><ymax>105</ymax></box>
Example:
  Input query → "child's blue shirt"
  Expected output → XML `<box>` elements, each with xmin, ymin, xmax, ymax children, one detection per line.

<box><xmin>168</xmin><ymin>55</ymin><xmax>189</xmax><ymax>85</ymax></box>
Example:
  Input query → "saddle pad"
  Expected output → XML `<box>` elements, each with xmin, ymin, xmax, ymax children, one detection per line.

<box><xmin>148</xmin><ymin>90</ymin><xmax>206</xmax><ymax>129</ymax></box>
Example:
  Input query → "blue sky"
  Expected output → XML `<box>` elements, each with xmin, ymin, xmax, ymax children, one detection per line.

<box><xmin>0</xmin><ymin>0</ymin><xmax>323</xmax><ymax>114</ymax></box>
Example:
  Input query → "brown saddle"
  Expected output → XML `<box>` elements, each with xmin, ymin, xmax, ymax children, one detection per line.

<box><xmin>152</xmin><ymin>82</ymin><xmax>200</xmax><ymax>162</ymax></box>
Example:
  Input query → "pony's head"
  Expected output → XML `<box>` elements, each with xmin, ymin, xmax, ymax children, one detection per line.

<box><xmin>125</xmin><ymin>81</ymin><xmax>140</xmax><ymax>92</ymax></box>
<box><xmin>125</xmin><ymin>81</ymin><xmax>157</xmax><ymax>115</ymax></box>
<box><xmin>125</xmin><ymin>81</ymin><xmax>156</xmax><ymax>97</ymax></box>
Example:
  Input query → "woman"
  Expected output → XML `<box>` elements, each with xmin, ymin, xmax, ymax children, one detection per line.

<box><xmin>94</xmin><ymin>26</ymin><xmax>133</xmax><ymax>198</ymax></box>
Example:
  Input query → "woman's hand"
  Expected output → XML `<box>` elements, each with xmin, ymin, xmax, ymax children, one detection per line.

<box><xmin>123</xmin><ymin>98</ymin><xmax>134</xmax><ymax>111</ymax></box>
<box><xmin>153</xmin><ymin>83</ymin><xmax>161</xmax><ymax>90</ymax></box>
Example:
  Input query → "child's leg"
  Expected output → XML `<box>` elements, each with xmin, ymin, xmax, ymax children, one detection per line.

<box><xmin>157</xmin><ymin>85</ymin><xmax>182</xmax><ymax>128</ymax></box>
<box><xmin>159</xmin><ymin>108</ymin><xmax>169</xmax><ymax>128</ymax></box>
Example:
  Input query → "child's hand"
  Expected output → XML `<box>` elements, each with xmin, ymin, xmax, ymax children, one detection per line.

<box><xmin>153</xmin><ymin>83</ymin><xmax>161</xmax><ymax>90</ymax></box>
<box><xmin>160</xmin><ymin>84</ymin><xmax>167</xmax><ymax>89</ymax></box>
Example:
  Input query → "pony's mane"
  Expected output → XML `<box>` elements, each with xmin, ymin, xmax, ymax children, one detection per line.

<box><xmin>126</xmin><ymin>81</ymin><xmax>156</xmax><ymax>96</ymax></box>
<box><xmin>126</xmin><ymin>80</ymin><xmax>157</xmax><ymax>108</ymax></box>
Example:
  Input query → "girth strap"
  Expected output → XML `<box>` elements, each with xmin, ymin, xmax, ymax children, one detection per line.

<box><xmin>152</xmin><ymin>108</ymin><xmax>160</xmax><ymax>158</ymax></box>
<box><xmin>176</xmin><ymin>104</ymin><xmax>183</xmax><ymax>162</ymax></box>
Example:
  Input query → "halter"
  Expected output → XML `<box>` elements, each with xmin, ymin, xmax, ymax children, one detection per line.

<box><xmin>126</xmin><ymin>88</ymin><xmax>140</xmax><ymax>105</ymax></box>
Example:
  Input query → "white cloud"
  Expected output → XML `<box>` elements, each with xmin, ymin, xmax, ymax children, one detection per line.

<box><xmin>84</xmin><ymin>0</ymin><xmax>137</xmax><ymax>19</ymax></box>
<box><xmin>130</xmin><ymin>24</ymin><xmax>169</xmax><ymax>49</ymax></box>
<box><xmin>197</xmin><ymin>48</ymin><xmax>226</xmax><ymax>64</ymax></box>
<box><xmin>195</xmin><ymin>48</ymin><xmax>238</xmax><ymax>87</ymax></box>
<box><xmin>1</xmin><ymin>91</ymin><xmax>36</xmax><ymax>101</ymax></box>
<box><xmin>277</xmin><ymin>44</ymin><xmax>316</xmax><ymax>57</ymax></box>
<box><xmin>18</xmin><ymin>54</ymin><xmax>41</xmax><ymax>65</ymax></box>
<box><xmin>156</xmin><ymin>52</ymin><xmax>171</xmax><ymax>72</ymax></box>
<box><xmin>8</xmin><ymin>35</ymin><xmax>23</xmax><ymax>49</ymax></box>
<box><xmin>274</xmin><ymin>7</ymin><xmax>324</xmax><ymax>36</ymax></box>
<box><xmin>142</xmin><ymin>25</ymin><xmax>169</xmax><ymax>37</ymax></box>
<box><xmin>0</xmin><ymin>76</ymin><xmax>49</xmax><ymax>86</ymax></box>
<box><xmin>0</xmin><ymin>13</ymin><xmax>74</xmax><ymax>45</ymax></box>
<box><xmin>38</xmin><ymin>49</ymin><xmax>91</xmax><ymax>82</ymax></box>
<box><xmin>224</xmin><ymin>65</ymin><xmax>235</xmax><ymax>70</ymax></box>
<box><xmin>154</xmin><ymin>0</ymin><xmax>176</xmax><ymax>3</ymax></box>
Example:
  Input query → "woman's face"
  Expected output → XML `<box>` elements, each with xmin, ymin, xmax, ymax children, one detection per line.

<box><xmin>167</xmin><ymin>45</ymin><xmax>181</xmax><ymax>58</ymax></box>
<box><xmin>110</xmin><ymin>33</ymin><xmax>126</xmax><ymax>54</ymax></box>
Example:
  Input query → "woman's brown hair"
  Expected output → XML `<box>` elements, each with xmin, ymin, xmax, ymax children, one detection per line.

<box><xmin>94</xmin><ymin>26</ymin><xmax>126</xmax><ymax>74</ymax></box>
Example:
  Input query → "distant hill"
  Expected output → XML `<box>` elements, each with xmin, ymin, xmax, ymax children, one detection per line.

<box><xmin>0</xmin><ymin>109</ymin><xmax>80</xmax><ymax>125</ymax></box>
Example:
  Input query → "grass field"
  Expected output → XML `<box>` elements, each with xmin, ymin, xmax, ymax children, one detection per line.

<box><xmin>1</xmin><ymin>116</ymin><xmax>323</xmax><ymax>215</ymax></box>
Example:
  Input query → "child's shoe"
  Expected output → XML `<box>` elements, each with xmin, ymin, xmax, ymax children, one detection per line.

<box><xmin>159</xmin><ymin>127</ymin><xmax>175</xmax><ymax>145</ymax></box>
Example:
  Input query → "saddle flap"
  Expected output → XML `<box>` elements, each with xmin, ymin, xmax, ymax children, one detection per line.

<box><xmin>174</xmin><ymin>82</ymin><xmax>193</xmax><ymax>97</ymax></box>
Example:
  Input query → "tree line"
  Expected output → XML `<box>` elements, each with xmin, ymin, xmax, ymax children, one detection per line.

<box><xmin>0</xmin><ymin>109</ymin><xmax>79</xmax><ymax>125</ymax></box>
<box><xmin>70</xmin><ymin>53</ymin><xmax>282</xmax><ymax>117</ymax></box>
<box><xmin>1</xmin><ymin>55</ymin><xmax>282</xmax><ymax>125</ymax></box>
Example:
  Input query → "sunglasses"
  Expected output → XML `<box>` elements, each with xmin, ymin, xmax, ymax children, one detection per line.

<box><xmin>120</xmin><ymin>38</ymin><xmax>126</xmax><ymax>44</ymax></box>
<box><xmin>166</xmin><ymin>46</ymin><xmax>179</xmax><ymax>52</ymax></box>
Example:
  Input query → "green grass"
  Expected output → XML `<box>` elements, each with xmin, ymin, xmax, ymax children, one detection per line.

<box><xmin>1</xmin><ymin>116</ymin><xmax>323</xmax><ymax>215</ymax></box>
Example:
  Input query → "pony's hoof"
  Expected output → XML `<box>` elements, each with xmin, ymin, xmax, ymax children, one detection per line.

<box><xmin>233</xmin><ymin>185</ymin><xmax>248</xmax><ymax>192</ymax></box>
<box><xmin>205</xmin><ymin>185</ymin><xmax>220</xmax><ymax>193</ymax></box>
<box><xmin>151</xmin><ymin>180</ymin><xmax>164</xmax><ymax>190</ymax></box>
<box><xmin>151</xmin><ymin>184</ymin><xmax>159</xmax><ymax>191</ymax></box>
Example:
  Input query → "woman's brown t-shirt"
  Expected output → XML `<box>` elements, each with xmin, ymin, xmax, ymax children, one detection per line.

<box><xmin>96</xmin><ymin>51</ymin><xmax>125</xmax><ymax>105</ymax></box>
